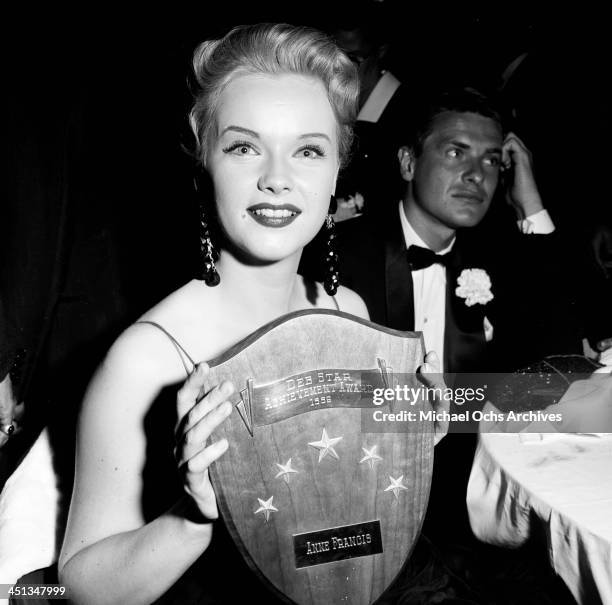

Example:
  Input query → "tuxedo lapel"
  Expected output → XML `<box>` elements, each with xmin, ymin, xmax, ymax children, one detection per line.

<box><xmin>384</xmin><ymin>218</ymin><xmax>415</xmax><ymax>331</ymax></box>
<box><xmin>379</xmin><ymin>215</ymin><xmax>489</xmax><ymax>369</ymax></box>
<box><xmin>444</xmin><ymin>239</ymin><xmax>489</xmax><ymax>373</ymax></box>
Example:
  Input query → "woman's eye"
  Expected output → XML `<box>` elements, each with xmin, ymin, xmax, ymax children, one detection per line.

<box><xmin>446</xmin><ymin>148</ymin><xmax>461</xmax><ymax>159</ymax></box>
<box><xmin>296</xmin><ymin>145</ymin><xmax>325</xmax><ymax>159</ymax></box>
<box><xmin>484</xmin><ymin>156</ymin><xmax>501</xmax><ymax>167</ymax></box>
<box><xmin>223</xmin><ymin>141</ymin><xmax>257</xmax><ymax>155</ymax></box>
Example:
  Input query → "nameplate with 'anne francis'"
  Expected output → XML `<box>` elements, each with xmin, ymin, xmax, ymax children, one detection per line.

<box><xmin>293</xmin><ymin>520</ymin><xmax>383</xmax><ymax>568</ymax></box>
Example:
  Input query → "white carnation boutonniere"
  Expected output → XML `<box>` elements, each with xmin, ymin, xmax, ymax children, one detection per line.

<box><xmin>455</xmin><ymin>268</ymin><xmax>493</xmax><ymax>307</ymax></box>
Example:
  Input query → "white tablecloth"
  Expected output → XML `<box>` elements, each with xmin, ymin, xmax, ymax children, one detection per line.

<box><xmin>468</xmin><ymin>412</ymin><xmax>612</xmax><ymax>605</ymax></box>
<box><xmin>0</xmin><ymin>428</ymin><xmax>59</xmax><ymax>594</ymax></box>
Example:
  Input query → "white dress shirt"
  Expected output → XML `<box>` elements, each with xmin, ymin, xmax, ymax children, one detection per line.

<box><xmin>399</xmin><ymin>203</ymin><xmax>453</xmax><ymax>370</ymax></box>
<box><xmin>398</xmin><ymin>202</ymin><xmax>555</xmax><ymax>371</ymax></box>
<box><xmin>357</xmin><ymin>71</ymin><xmax>401</xmax><ymax>124</ymax></box>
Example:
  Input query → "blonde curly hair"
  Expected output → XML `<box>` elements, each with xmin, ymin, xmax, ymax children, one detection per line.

<box><xmin>189</xmin><ymin>23</ymin><xmax>359</xmax><ymax>168</ymax></box>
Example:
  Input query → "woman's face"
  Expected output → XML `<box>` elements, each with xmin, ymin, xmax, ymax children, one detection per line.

<box><xmin>206</xmin><ymin>73</ymin><xmax>340</xmax><ymax>264</ymax></box>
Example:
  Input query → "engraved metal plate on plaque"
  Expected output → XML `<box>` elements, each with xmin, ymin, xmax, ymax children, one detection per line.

<box><xmin>293</xmin><ymin>520</ymin><xmax>383</xmax><ymax>568</ymax></box>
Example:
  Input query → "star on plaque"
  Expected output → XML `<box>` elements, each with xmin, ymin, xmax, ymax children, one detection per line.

<box><xmin>308</xmin><ymin>428</ymin><xmax>343</xmax><ymax>462</ymax></box>
<box><xmin>359</xmin><ymin>445</ymin><xmax>383</xmax><ymax>469</ymax></box>
<box><xmin>384</xmin><ymin>475</ymin><xmax>408</xmax><ymax>500</ymax></box>
<box><xmin>254</xmin><ymin>496</ymin><xmax>278</xmax><ymax>522</ymax></box>
<box><xmin>275</xmin><ymin>458</ymin><xmax>299</xmax><ymax>483</ymax></box>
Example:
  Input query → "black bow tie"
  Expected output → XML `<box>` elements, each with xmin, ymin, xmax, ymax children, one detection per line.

<box><xmin>406</xmin><ymin>245</ymin><xmax>454</xmax><ymax>271</ymax></box>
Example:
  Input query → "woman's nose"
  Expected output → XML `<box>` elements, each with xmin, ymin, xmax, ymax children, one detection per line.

<box><xmin>257</xmin><ymin>155</ymin><xmax>293</xmax><ymax>195</ymax></box>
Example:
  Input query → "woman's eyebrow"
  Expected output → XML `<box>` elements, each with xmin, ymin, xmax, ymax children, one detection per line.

<box><xmin>220</xmin><ymin>125</ymin><xmax>259</xmax><ymax>138</ymax></box>
<box><xmin>219</xmin><ymin>127</ymin><xmax>330</xmax><ymax>143</ymax></box>
<box><xmin>298</xmin><ymin>132</ymin><xmax>331</xmax><ymax>142</ymax></box>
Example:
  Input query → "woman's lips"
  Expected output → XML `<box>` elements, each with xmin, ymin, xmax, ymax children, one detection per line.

<box><xmin>247</xmin><ymin>203</ymin><xmax>301</xmax><ymax>228</ymax></box>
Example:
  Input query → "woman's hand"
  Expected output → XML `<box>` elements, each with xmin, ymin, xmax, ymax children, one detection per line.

<box><xmin>175</xmin><ymin>363</ymin><xmax>234</xmax><ymax>521</ymax></box>
<box><xmin>0</xmin><ymin>374</ymin><xmax>23</xmax><ymax>448</ymax></box>
<box><xmin>417</xmin><ymin>351</ymin><xmax>449</xmax><ymax>446</ymax></box>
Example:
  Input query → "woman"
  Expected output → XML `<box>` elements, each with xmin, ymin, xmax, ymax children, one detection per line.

<box><xmin>58</xmin><ymin>23</ymin><xmax>368</xmax><ymax>604</ymax></box>
<box><xmin>58</xmin><ymin>23</ymin><xmax>440</xmax><ymax>604</ymax></box>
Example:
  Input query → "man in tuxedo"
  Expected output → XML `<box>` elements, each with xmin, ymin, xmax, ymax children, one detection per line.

<box><xmin>334</xmin><ymin>88</ymin><xmax>584</xmax><ymax>557</ymax></box>
<box><xmin>336</xmin><ymin>88</ymin><xmax>582</xmax><ymax>374</ymax></box>
<box><xmin>328</xmin><ymin>8</ymin><xmax>412</xmax><ymax>219</ymax></box>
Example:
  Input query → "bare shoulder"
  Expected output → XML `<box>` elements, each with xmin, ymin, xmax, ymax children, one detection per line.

<box><xmin>84</xmin><ymin>282</ymin><xmax>205</xmax><ymax>420</ymax></box>
<box><xmin>297</xmin><ymin>275</ymin><xmax>369</xmax><ymax>319</ymax></box>
<box><xmin>334</xmin><ymin>285</ymin><xmax>370</xmax><ymax>320</ymax></box>
<box><xmin>73</xmin><ymin>325</ymin><xmax>185</xmax><ymax>449</ymax></box>
<box><xmin>105</xmin><ymin>322</ymin><xmax>189</xmax><ymax>390</ymax></box>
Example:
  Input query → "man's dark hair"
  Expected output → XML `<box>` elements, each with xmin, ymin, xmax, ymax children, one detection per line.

<box><xmin>324</xmin><ymin>1</ymin><xmax>389</xmax><ymax>47</ymax></box>
<box><xmin>408</xmin><ymin>88</ymin><xmax>504</xmax><ymax>156</ymax></box>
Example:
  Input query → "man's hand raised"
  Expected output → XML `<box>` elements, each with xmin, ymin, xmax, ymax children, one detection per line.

<box><xmin>502</xmin><ymin>132</ymin><xmax>544</xmax><ymax>219</ymax></box>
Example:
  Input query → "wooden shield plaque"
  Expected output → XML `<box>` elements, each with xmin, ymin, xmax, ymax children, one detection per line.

<box><xmin>207</xmin><ymin>309</ymin><xmax>433</xmax><ymax>604</ymax></box>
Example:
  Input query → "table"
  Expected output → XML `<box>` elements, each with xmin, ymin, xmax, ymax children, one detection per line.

<box><xmin>467</xmin><ymin>405</ymin><xmax>612</xmax><ymax>605</ymax></box>
<box><xmin>0</xmin><ymin>429</ymin><xmax>59</xmax><ymax>590</ymax></box>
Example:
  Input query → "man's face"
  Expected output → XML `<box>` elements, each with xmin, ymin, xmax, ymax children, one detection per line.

<box><xmin>333</xmin><ymin>27</ymin><xmax>382</xmax><ymax>105</ymax></box>
<box><xmin>406</xmin><ymin>111</ymin><xmax>503</xmax><ymax>231</ymax></box>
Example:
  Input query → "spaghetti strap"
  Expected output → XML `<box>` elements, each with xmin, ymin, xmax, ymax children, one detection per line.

<box><xmin>136</xmin><ymin>320</ymin><xmax>196</xmax><ymax>375</ymax></box>
<box><xmin>331</xmin><ymin>295</ymin><xmax>340</xmax><ymax>311</ymax></box>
